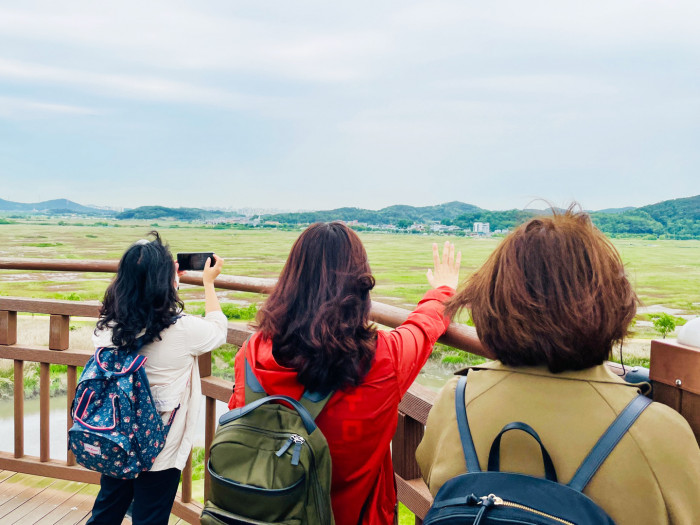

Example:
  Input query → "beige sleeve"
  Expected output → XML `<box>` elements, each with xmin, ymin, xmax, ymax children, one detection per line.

<box><xmin>637</xmin><ymin>403</ymin><xmax>700</xmax><ymax>524</ymax></box>
<box><xmin>416</xmin><ymin>376</ymin><xmax>462</xmax><ymax>496</ymax></box>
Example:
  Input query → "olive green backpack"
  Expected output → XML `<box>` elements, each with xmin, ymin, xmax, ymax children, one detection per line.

<box><xmin>201</xmin><ymin>350</ymin><xmax>335</xmax><ymax>525</ymax></box>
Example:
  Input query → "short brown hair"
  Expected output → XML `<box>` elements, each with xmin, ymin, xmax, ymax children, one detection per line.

<box><xmin>256</xmin><ymin>222</ymin><xmax>376</xmax><ymax>393</ymax></box>
<box><xmin>445</xmin><ymin>208</ymin><xmax>637</xmax><ymax>372</ymax></box>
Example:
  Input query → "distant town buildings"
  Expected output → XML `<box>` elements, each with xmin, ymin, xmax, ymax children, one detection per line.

<box><xmin>473</xmin><ymin>222</ymin><xmax>490</xmax><ymax>235</ymax></box>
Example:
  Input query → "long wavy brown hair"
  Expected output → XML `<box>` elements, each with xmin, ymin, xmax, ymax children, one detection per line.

<box><xmin>255</xmin><ymin>222</ymin><xmax>377</xmax><ymax>393</ymax></box>
<box><xmin>445</xmin><ymin>208</ymin><xmax>637</xmax><ymax>372</ymax></box>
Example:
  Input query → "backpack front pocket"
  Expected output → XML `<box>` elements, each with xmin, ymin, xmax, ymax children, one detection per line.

<box><xmin>201</xmin><ymin>500</ymin><xmax>301</xmax><ymax>525</ymax></box>
<box><xmin>208</xmin><ymin>459</ymin><xmax>306</xmax><ymax>521</ymax></box>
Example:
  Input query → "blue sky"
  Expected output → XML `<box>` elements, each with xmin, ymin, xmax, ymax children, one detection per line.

<box><xmin>0</xmin><ymin>1</ymin><xmax>698</xmax><ymax>211</ymax></box>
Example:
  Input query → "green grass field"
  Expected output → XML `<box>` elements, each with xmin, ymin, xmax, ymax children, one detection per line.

<box><xmin>2</xmin><ymin>220</ymin><xmax>699</xmax><ymax>315</ymax></box>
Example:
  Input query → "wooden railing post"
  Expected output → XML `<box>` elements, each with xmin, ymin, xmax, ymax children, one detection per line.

<box><xmin>182</xmin><ymin>451</ymin><xmax>193</xmax><ymax>503</ymax></box>
<box><xmin>392</xmin><ymin>413</ymin><xmax>424</xmax><ymax>480</ymax></box>
<box><xmin>49</xmin><ymin>314</ymin><xmax>70</xmax><ymax>350</ymax></box>
<box><xmin>14</xmin><ymin>360</ymin><xmax>24</xmax><ymax>458</ymax></box>
<box><xmin>0</xmin><ymin>310</ymin><xmax>17</xmax><ymax>344</ymax></box>
<box><xmin>204</xmin><ymin>396</ymin><xmax>216</xmax><ymax>500</ymax></box>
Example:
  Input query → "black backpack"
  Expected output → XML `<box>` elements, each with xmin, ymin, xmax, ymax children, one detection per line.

<box><xmin>423</xmin><ymin>374</ymin><xmax>651</xmax><ymax>525</ymax></box>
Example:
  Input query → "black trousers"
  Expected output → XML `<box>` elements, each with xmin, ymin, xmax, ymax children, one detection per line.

<box><xmin>87</xmin><ymin>468</ymin><xmax>181</xmax><ymax>525</ymax></box>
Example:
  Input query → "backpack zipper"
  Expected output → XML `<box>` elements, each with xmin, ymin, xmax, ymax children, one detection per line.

<box><xmin>275</xmin><ymin>434</ymin><xmax>305</xmax><ymax>466</ymax></box>
<box><xmin>487</xmin><ymin>494</ymin><xmax>575</xmax><ymax>525</ymax></box>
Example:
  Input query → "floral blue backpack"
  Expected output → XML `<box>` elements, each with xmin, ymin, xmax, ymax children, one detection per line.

<box><xmin>69</xmin><ymin>338</ymin><xmax>177</xmax><ymax>479</ymax></box>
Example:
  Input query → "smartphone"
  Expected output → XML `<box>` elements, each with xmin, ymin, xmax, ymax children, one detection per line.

<box><xmin>177</xmin><ymin>252</ymin><xmax>215</xmax><ymax>271</ymax></box>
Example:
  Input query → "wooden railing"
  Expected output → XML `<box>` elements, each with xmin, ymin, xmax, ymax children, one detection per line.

<box><xmin>1</xmin><ymin>258</ymin><xmax>697</xmax><ymax>524</ymax></box>
<box><xmin>0</xmin><ymin>258</ymin><xmax>488</xmax><ymax>523</ymax></box>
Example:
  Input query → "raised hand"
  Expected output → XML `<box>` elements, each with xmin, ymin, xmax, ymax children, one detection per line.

<box><xmin>426</xmin><ymin>241</ymin><xmax>461</xmax><ymax>290</ymax></box>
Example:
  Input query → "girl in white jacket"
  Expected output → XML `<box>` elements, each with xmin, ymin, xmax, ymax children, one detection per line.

<box><xmin>87</xmin><ymin>232</ymin><xmax>227</xmax><ymax>525</ymax></box>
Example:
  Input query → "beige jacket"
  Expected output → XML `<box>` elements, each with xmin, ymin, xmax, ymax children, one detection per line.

<box><xmin>93</xmin><ymin>312</ymin><xmax>227</xmax><ymax>471</ymax></box>
<box><xmin>416</xmin><ymin>362</ymin><xmax>700</xmax><ymax>525</ymax></box>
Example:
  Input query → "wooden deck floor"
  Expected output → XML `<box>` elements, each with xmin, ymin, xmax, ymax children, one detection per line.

<box><xmin>0</xmin><ymin>471</ymin><xmax>190</xmax><ymax>524</ymax></box>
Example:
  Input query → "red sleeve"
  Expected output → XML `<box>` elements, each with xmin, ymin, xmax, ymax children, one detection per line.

<box><xmin>228</xmin><ymin>342</ymin><xmax>247</xmax><ymax>409</ymax></box>
<box><xmin>382</xmin><ymin>286</ymin><xmax>455</xmax><ymax>396</ymax></box>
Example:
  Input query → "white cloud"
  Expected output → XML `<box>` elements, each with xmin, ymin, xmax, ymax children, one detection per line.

<box><xmin>0</xmin><ymin>58</ymin><xmax>275</xmax><ymax>110</ymax></box>
<box><xmin>0</xmin><ymin>95</ymin><xmax>99</xmax><ymax>119</ymax></box>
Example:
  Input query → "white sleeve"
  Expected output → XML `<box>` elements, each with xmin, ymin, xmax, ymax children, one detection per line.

<box><xmin>180</xmin><ymin>312</ymin><xmax>228</xmax><ymax>356</ymax></box>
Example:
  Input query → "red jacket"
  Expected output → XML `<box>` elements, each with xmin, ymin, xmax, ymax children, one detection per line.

<box><xmin>228</xmin><ymin>286</ymin><xmax>454</xmax><ymax>525</ymax></box>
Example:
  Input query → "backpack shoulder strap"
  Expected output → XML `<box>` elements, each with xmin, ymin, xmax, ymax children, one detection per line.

<box><xmin>568</xmin><ymin>394</ymin><xmax>652</xmax><ymax>492</ymax></box>
<box><xmin>300</xmin><ymin>390</ymin><xmax>333</xmax><ymax>420</ymax></box>
<box><xmin>244</xmin><ymin>342</ymin><xmax>268</xmax><ymax>404</ymax></box>
<box><xmin>243</xmin><ymin>342</ymin><xmax>333</xmax><ymax>419</ymax></box>
<box><xmin>455</xmin><ymin>374</ymin><xmax>481</xmax><ymax>472</ymax></box>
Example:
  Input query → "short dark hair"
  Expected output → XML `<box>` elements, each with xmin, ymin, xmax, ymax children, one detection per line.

<box><xmin>255</xmin><ymin>222</ymin><xmax>376</xmax><ymax>393</ymax></box>
<box><xmin>96</xmin><ymin>231</ymin><xmax>183</xmax><ymax>349</ymax></box>
<box><xmin>445</xmin><ymin>208</ymin><xmax>637</xmax><ymax>372</ymax></box>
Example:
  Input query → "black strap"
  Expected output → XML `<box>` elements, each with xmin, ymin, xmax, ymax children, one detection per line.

<box><xmin>455</xmin><ymin>375</ymin><xmax>481</xmax><ymax>473</ymax></box>
<box><xmin>568</xmin><ymin>394</ymin><xmax>652</xmax><ymax>492</ymax></box>
<box><xmin>487</xmin><ymin>421</ymin><xmax>558</xmax><ymax>482</ymax></box>
<box><xmin>219</xmin><ymin>394</ymin><xmax>319</xmax><ymax>434</ymax></box>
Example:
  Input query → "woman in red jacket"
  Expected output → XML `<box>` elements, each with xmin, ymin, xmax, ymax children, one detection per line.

<box><xmin>228</xmin><ymin>222</ymin><xmax>460</xmax><ymax>524</ymax></box>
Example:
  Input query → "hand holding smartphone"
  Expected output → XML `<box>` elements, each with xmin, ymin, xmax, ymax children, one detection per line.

<box><xmin>176</xmin><ymin>252</ymin><xmax>215</xmax><ymax>271</ymax></box>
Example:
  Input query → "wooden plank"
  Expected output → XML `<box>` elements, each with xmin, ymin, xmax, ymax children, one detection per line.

<box><xmin>14</xmin><ymin>361</ymin><xmax>24</xmax><ymax>458</ymax></box>
<box><xmin>226</xmin><ymin>323</ymin><xmax>253</xmax><ymax>347</ymax></box>
<box><xmin>198</xmin><ymin>353</ymin><xmax>212</xmax><ymax>378</ymax></box>
<box><xmin>0</xmin><ymin>310</ymin><xmax>17</xmax><ymax>345</ymax></box>
<box><xmin>0</xmin><ymin>471</ymin><xmax>15</xmax><ymax>483</ymax></box>
<box><xmin>0</xmin><ymin>297</ymin><xmax>101</xmax><ymax>318</ymax></box>
<box><xmin>0</xmin><ymin>259</ymin><xmax>118</xmax><ymax>273</ymax></box>
<box><xmin>171</xmin><ymin>496</ymin><xmax>203</xmax><ymax>524</ymax></box>
<box><xmin>651</xmin><ymin>340</ymin><xmax>700</xmax><ymax>395</ymax></box>
<box><xmin>395</xmin><ymin>474</ymin><xmax>433</xmax><ymax>520</ymax></box>
<box><xmin>181</xmin><ymin>451</ymin><xmax>192</xmax><ymax>504</ymax></box>
<box><xmin>40</xmin><ymin>362</ymin><xmax>50</xmax><ymax>462</ymax></box>
<box><xmin>201</xmin><ymin>376</ymin><xmax>233</xmax><ymax>403</ymax></box>
<box><xmin>0</xmin><ymin>474</ymin><xmax>55</xmax><ymax>521</ymax></box>
<box><xmin>67</xmin><ymin>366</ymin><xmax>77</xmax><ymax>467</ymax></box>
<box><xmin>0</xmin><ymin>453</ymin><xmax>100</xmax><ymax>484</ymax></box>
<box><xmin>34</xmin><ymin>482</ymin><xmax>99</xmax><ymax>525</ymax></box>
<box><xmin>76</xmin><ymin>511</ymin><xmax>135</xmax><ymax>525</ymax></box>
<box><xmin>392</xmin><ymin>414</ymin><xmax>423</xmax><ymax>480</ymax></box>
<box><xmin>49</xmin><ymin>314</ymin><xmax>71</xmax><ymax>351</ymax></box>
<box><xmin>0</xmin><ymin>473</ymin><xmax>27</xmax><ymax>505</ymax></box>
<box><xmin>399</xmin><ymin>383</ymin><xmax>438</xmax><ymax>426</ymax></box>
<box><xmin>0</xmin><ymin>345</ymin><xmax>93</xmax><ymax>367</ymax></box>
<box><xmin>11</xmin><ymin>478</ymin><xmax>88</xmax><ymax>525</ymax></box>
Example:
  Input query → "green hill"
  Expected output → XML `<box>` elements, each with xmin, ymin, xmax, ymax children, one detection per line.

<box><xmin>116</xmin><ymin>206</ymin><xmax>237</xmax><ymax>221</ymax></box>
<box><xmin>267</xmin><ymin>201</ymin><xmax>481</xmax><ymax>225</ymax></box>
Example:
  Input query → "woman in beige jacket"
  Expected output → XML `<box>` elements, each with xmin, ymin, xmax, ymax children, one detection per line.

<box><xmin>416</xmin><ymin>209</ymin><xmax>700</xmax><ymax>524</ymax></box>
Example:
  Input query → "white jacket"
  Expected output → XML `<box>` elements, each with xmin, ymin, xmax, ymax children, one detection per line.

<box><xmin>92</xmin><ymin>312</ymin><xmax>227</xmax><ymax>471</ymax></box>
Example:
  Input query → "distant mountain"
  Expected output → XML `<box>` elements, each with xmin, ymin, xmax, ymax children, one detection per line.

<box><xmin>1</xmin><ymin>194</ymin><xmax>698</xmax><ymax>239</ymax></box>
<box><xmin>116</xmin><ymin>206</ymin><xmax>240</xmax><ymax>221</ymax></box>
<box><xmin>0</xmin><ymin>197</ymin><xmax>111</xmax><ymax>215</ymax></box>
<box><xmin>265</xmin><ymin>196</ymin><xmax>700</xmax><ymax>239</ymax></box>
<box><xmin>590</xmin><ymin>195</ymin><xmax>699</xmax><ymax>239</ymax></box>
<box><xmin>266</xmin><ymin>201</ymin><xmax>482</xmax><ymax>225</ymax></box>
<box><xmin>594</xmin><ymin>207</ymin><xmax>636</xmax><ymax>214</ymax></box>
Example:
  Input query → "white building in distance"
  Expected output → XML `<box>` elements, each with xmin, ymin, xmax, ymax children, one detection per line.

<box><xmin>473</xmin><ymin>222</ymin><xmax>490</xmax><ymax>235</ymax></box>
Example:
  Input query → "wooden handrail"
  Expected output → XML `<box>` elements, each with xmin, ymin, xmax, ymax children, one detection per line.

<box><xmin>0</xmin><ymin>257</ymin><xmax>491</xmax><ymax>358</ymax></box>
